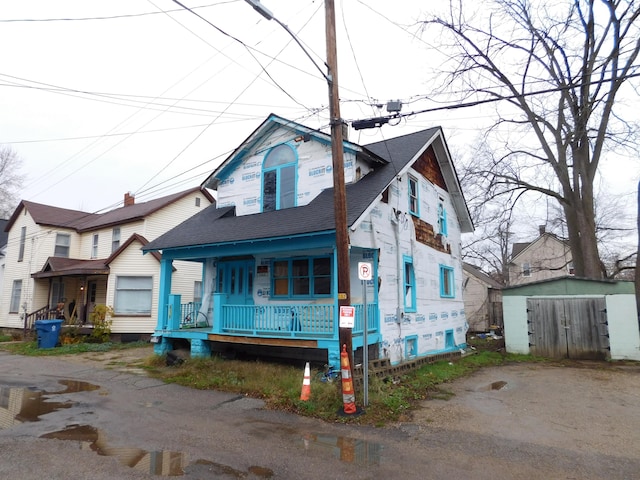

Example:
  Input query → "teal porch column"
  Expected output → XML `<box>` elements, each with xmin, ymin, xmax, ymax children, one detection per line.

<box><xmin>154</xmin><ymin>336</ymin><xmax>172</xmax><ymax>355</ymax></box>
<box><xmin>156</xmin><ymin>257</ymin><xmax>173</xmax><ymax>330</ymax></box>
<box><xmin>190</xmin><ymin>339</ymin><xmax>211</xmax><ymax>358</ymax></box>
<box><xmin>212</xmin><ymin>292</ymin><xmax>226</xmax><ymax>334</ymax></box>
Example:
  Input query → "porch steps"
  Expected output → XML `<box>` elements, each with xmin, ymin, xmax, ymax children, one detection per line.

<box><xmin>352</xmin><ymin>350</ymin><xmax>462</xmax><ymax>386</ymax></box>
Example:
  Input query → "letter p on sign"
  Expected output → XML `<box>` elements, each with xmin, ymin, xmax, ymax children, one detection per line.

<box><xmin>358</xmin><ymin>262</ymin><xmax>372</xmax><ymax>281</ymax></box>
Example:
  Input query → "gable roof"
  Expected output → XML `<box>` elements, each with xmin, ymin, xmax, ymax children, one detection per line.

<box><xmin>145</xmin><ymin>118</ymin><xmax>472</xmax><ymax>252</ymax></box>
<box><xmin>6</xmin><ymin>187</ymin><xmax>214</xmax><ymax>233</ymax></box>
<box><xmin>463</xmin><ymin>263</ymin><xmax>503</xmax><ymax>289</ymax></box>
<box><xmin>32</xmin><ymin>257</ymin><xmax>110</xmax><ymax>279</ymax></box>
<box><xmin>510</xmin><ymin>232</ymin><xmax>570</xmax><ymax>263</ymax></box>
<box><xmin>202</xmin><ymin>113</ymin><xmax>383</xmax><ymax>190</ymax></box>
<box><xmin>31</xmin><ymin>233</ymin><xmax>167</xmax><ymax>279</ymax></box>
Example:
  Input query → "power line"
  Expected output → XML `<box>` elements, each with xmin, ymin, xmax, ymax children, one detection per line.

<box><xmin>0</xmin><ymin>2</ymin><xmax>232</xmax><ymax>22</ymax></box>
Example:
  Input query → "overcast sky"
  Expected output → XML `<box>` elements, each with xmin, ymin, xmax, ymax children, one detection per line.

<box><xmin>1</xmin><ymin>0</ymin><xmax>637</xmax><ymax>244</ymax></box>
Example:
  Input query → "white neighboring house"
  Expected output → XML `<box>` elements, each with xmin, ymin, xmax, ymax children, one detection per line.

<box><xmin>0</xmin><ymin>219</ymin><xmax>8</xmax><ymax>317</ymax></box>
<box><xmin>462</xmin><ymin>263</ymin><xmax>503</xmax><ymax>333</ymax></box>
<box><xmin>0</xmin><ymin>188</ymin><xmax>214</xmax><ymax>338</ymax></box>
<box><xmin>508</xmin><ymin>226</ymin><xmax>574</xmax><ymax>286</ymax></box>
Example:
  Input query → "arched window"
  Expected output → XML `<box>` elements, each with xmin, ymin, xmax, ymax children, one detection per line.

<box><xmin>262</xmin><ymin>144</ymin><xmax>297</xmax><ymax>212</ymax></box>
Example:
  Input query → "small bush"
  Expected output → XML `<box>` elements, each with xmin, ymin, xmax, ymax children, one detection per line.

<box><xmin>89</xmin><ymin>305</ymin><xmax>114</xmax><ymax>343</ymax></box>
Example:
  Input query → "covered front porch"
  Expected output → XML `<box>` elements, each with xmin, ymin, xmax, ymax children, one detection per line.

<box><xmin>154</xmin><ymin>295</ymin><xmax>379</xmax><ymax>362</ymax></box>
<box><xmin>150</xmin><ymin>234</ymin><xmax>381</xmax><ymax>365</ymax></box>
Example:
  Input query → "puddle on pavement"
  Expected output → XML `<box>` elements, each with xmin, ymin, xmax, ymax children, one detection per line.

<box><xmin>0</xmin><ymin>380</ymin><xmax>100</xmax><ymax>427</ymax></box>
<box><xmin>302</xmin><ymin>433</ymin><xmax>383</xmax><ymax>466</ymax></box>
<box><xmin>485</xmin><ymin>380</ymin><xmax>508</xmax><ymax>391</ymax></box>
<box><xmin>40</xmin><ymin>424</ymin><xmax>274</xmax><ymax>478</ymax></box>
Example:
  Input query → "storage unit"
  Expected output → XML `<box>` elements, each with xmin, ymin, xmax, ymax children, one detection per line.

<box><xmin>502</xmin><ymin>277</ymin><xmax>640</xmax><ymax>361</ymax></box>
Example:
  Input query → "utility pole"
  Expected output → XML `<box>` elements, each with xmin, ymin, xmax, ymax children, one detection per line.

<box><xmin>325</xmin><ymin>0</ymin><xmax>353</xmax><ymax>365</ymax></box>
<box><xmin>245</xmin><ymin>0</ymin><xmax>354</xmax><ymax>369</ymax></box>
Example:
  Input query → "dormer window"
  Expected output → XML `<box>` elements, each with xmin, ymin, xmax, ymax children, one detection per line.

<box><xmin>262</xmin><ymin>144</ymin><xmax>297</xmax><ymax>212</ymax></box>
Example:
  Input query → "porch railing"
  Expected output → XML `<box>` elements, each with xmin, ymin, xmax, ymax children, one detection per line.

<box><xmin>221</xmin><ymin>304</ymin><xmax>336</xmax><ymax>337</ymax></box>
<box><xmin>164</xmin><ymin>294</ymin><xmax>379</xmax><ymax>341</ymax></box>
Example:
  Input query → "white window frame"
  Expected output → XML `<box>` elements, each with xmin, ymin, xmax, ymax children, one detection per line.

<box><xmin>54</xmin><ymin>233</ymin><xmax>71</xmax><ymax>258</ymax></box>
<box><xmin>91</xmin><ymin>234</ymin><xmax>99</xmax><ymax>259</ymax></box>
<box><xmin>114</xmin><ymin>276</ymin><xmax>153</xmax><ymax>315</ymax></box>
<box><xmin>18</xmin><ymin>226</ymin><xmax>26</xmax><ymax>262</ymax></box>
<box><xmin>112</xmin><ymin>227</ymin><xmax>121</xmax><ymax>253</ymax></box>
<box><xmin>522</xmin><ymin>262</ymin><xmax>531</xmax><ymax>277</ymax></box>
<box><xmin>10</xmin><ymin>280</ymin><xmax>22</xmax><ymax>313</ymax></box>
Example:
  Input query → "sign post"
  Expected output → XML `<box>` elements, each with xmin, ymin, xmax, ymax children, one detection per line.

<box><xmin>358</xmin><ymin>261</ymin><xmax>372</xmax><ymax>406</ymax></box>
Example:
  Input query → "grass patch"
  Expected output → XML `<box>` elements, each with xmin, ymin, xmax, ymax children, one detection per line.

<box><xmin>1</xmin><ymin>338</ymin><xmax>537</xmax><ymax>426</ymax></box>
<box><xmin>0</xmin><ymin>340</ymin><xmax>149</xmax><ymax>356</ymax></box>
<box><xmin>145</xmin><ymin>350</ymin><xmax>531</xmax><ymax>426</ymax></box>
<box><xmin>0</xmin><ymin>334</ymin><xmax>13</xmax><ymax>343</ymax></box>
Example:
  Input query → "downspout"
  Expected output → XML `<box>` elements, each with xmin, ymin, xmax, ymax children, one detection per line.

<box><xmin>393</xmin><ymin>207</ymin><xmax>404</xmax><ymax>361</ymax></box>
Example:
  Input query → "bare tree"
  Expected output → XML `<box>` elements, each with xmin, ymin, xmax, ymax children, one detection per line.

<box><xmin>0</xmin><ymin>146</ymin><xmax>24</xmax><ymax>218</ymax></box>
<box><xmin>425</xmin><ymin>0</ymin><xmax>640</xmax><ymax>278</ymax></box>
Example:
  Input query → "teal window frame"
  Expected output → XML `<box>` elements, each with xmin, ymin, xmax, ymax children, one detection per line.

<box><xmin>405</xmin><ymin>334</ymin><xmax>418</xmax><ymax>358</ymax></box>
<box><xmin>403</xmin><ymin>255</ymin><xmax>416</xmax><ymax>312</ymax></box>
<box><xmin>408</xmin><ymin>175</ymin><xmax>419</xmax><ymax>216</ymax></box>
<box><xmin>439</xmin><ymin>264</ymin><xmax>455</xmax><ymax>298</ymax></box>
<box><xmin>437</xmin><ymin>200</ymin><xmax>448</xmax><ymax>236</ymax></box>
<box><xmin>262</xmin><ymin>143</ymin><xmax>297</xmax><ymax>212</ymax></box>
<box><xmin>271</xmin><ymin>256</ymin><xmax>332</xmax><ymax>299</ymax></box>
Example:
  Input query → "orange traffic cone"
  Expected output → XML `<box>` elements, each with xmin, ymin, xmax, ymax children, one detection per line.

<box><xmin>340</xmin><ymin>345</ymin><xmax>357</xmax><ymax>415</ymax></box>
<box><xmin>300</xmin><ymin>362</ymin><xmax>311</xmax><ymax>401</ymax></box>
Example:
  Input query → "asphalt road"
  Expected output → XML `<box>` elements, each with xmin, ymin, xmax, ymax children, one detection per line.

<box><xmin>1</xmin><ymin>349</ymin><xmax>639</xmax><ymax>479</ymax></box>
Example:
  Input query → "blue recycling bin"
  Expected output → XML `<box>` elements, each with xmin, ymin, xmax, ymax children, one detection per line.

<box><xmin>35</xmin><ymin>319</ymin><xmax>64</xmax><ymax>348</ymax></box>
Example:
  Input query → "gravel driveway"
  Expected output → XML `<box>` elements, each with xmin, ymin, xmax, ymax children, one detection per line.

<box><xmin>411</xmin><ymin>361</ymin><xmax>640</xmax><ymax>469</ymax></box>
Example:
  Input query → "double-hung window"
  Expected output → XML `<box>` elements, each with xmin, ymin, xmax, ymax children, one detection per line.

<box><xmin>408</xmin><ymin>175</ymin><xmax>419</xmax><ymax>216</ymax></box>
<box><xmin>403</xmin><ymin>256</ymin><xmax>416</xmax><ymax>312</ymax></box>
<box><xmin>54</xmin><ymin>233</ymin><xmax>70</xmax><ymax>258</ymax></box>
<box><xmin>437</xmin><ymin>199</ymin><xmax>448</xmax><ymax>236</ymax></box>
<box><xmin>522</xmin><ymin>262</ymin><xmax>531</xmax><ymax>277</ymax></box>
<box><xmin>262</xmin><ymin>144</ymin><xmax>297</xmax><ymax>212</ymax></box>
<box><xmin>9</xmin><ymin>280</ymin><xmax>22</xmax><ymax>313</ymax></box>
<box><xmin>18</xmin><ymin>226</ymin><xmax>26</xmax><ymax>262</ymax></box>
<box><xmin>91</xmin><ymin>234</ymin><xmax>99</xmax><ymax>259</ymax></box>
<box><xmin>112</xmin><ymin>227</ymin><xmax>121</xmax><ymax>253</ymax></box>
<box><xmin>439</xmin><ymin>265</ymin><xmax>455</xmax><ymax>298</ymax></box>
<box><xmin>114</xmin><ymin>276</ymin><xmax>153</xmax><ymax>315</ymax></box>
<box><xmin>272</xmin><ymin>257</ymin><xmax>331</xmax><ymax>298</ymax></box>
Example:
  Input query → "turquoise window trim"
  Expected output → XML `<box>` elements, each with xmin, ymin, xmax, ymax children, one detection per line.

<box><xmin>405</xmin><ymin>334</ymin><xmax>418</xmax><ymax>359</ymax></box>
<box><xmin>403</xmin><ymin>255</ymin><xmax>416</xmax><ymax>312</ymax></box>
<box><xmin>439</xmin><ymin>264</ymin><xmax>455</xmax><ymax>298</ymax></box>
<box><xmin>438</xmin><ymin>201</ymin><xmax>448</xmax><ymax>236</ymax></box>
<box><xmin>271</xmin><ymin>255</ymin><xmax>332</xmax><ymax>299</ymax></box>
<box><xmin>408</xmin><ymin>175</ymin><xmax>419</xmax><ymax>217</ymax></box>
<box><xmin>262</xmin><ymin>143</ymin><xmax>298</xmax><ymax>212</ymax></box>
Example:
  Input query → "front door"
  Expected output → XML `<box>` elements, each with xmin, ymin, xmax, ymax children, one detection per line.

<box><xmin>218</xmin><ymin>260</ymin><xmax>255</xmax><ymax>305</ymax></box>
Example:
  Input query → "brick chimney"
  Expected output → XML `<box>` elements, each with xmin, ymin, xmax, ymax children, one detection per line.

<box><xmin>124</xmin><ymin>192</ymin><xmax>135</xmax><ymax>206</ymax></box>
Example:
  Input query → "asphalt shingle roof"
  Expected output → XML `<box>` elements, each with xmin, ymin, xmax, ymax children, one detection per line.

<box><xmin>6</xmin><ymin>187</ymin><xmax>212</xmax><ymax>233</ymax></box>
<box><xmin>144</xmin><ymin>126</ymin><xmax>443</xmax><ymax>252</ymax></box>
